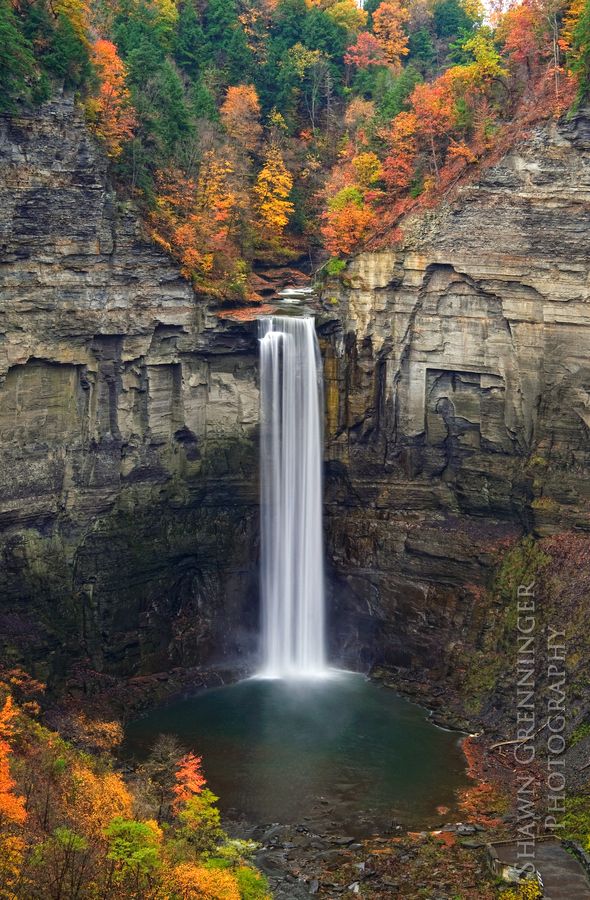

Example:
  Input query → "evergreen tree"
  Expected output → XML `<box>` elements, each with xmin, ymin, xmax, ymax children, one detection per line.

<box><xmin>226</xmin><ymin>25</ymin><xmax>255</xmax><ymax>84</ymax></box>
<box><xmin>433</xmin><ymin>0</ymin><xmax>475</xmax><ymax>40</ymax></box>
<box><xmin>374</xmin><ymin>64</ymin><xmax>422</xmax><ymax>121</ymax></box>
<box><xmin>191</xmin><ymin>77</ymin><xmax>218</xmax><ymax>120</ymax></box>
<box><xmin>572</xmin><ymin>0</ymin><xmax>590</xmax><ymax>104</ymax></box>
<box><xmin>44</xmin><ymin>13</ymin><xmax>91</xmax><ymax>88</ymax></box>
<box><xmin>152</xmin><ymin>60</ymin><xmax>193</xmax><ymax>154</ymax></box>
<box><xmin>115</xmin><ymin>0</ymin><xmax>170</xmax><ymax>57</ymax></box>
<box><xmin>363</xmin><ymin>0</ymin><xmax>382</xmax><ymax>16</ymax></box>
<box><xmin>203</xmin><ymin>0</ymin><xmax>238</xmax><ymax>62</ymax></box>
<box><xmin>408</xmin><ymin>27</ymin><xmax>436</xmax><ymax>75</ymax></box>
<box><xmin>126</xmin><ymin>38</ymin><xmax>165</xmax><ymax>86</ymax></box>
<box><xmin>302</xmin><ymin>7</ymin><xmax>347</xmax><ymax>59</ymax></box>
<box><xmin>271</xmin><ymin>0</ymin><xmax>307</xmax><ymax>54</ymax></box>
<box><xmin>174</xmin><ymin>0</ymin><xmax>205</xmax><ymax>78</ymax></box>
<box><xmin>0</xmin><ymin>0</ymin><xmax>35</xmax><ymax>111</ymax></box>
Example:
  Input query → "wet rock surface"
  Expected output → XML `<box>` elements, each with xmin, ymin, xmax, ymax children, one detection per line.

<box><xmin>227</xmin><ymin>817</ymin><xmax>499</xmax><ymax>898</ymax></box>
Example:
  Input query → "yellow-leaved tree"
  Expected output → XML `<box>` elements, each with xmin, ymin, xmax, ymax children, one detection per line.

<box><xmin>254</xmin><ymin>146</ymin><xmax>294</xmax><ymax>237</ymax></box>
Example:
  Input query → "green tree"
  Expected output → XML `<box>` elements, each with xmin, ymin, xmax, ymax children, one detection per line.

<box><xmin>234</xmin><ymin>866</ymin><xmax>271</xmax><ymax>900</ymax></box>
<box><xmin>175</xmin><ymin>788</ymin><xmax>224</xmax><ymax>855</ymax></box>
<box><xmin>126</xmin><ymin>39</ymin><xmax>165</xmax><ymax>86</ymax></box>
<box><xmin>271</xmin><ymin>0</ymin><xmax>306</xmax><ymax>55</ymax></box>
<box><xmin>105</xmin><ymin>818</ymin><xmax>162</xmax><ymax>886</ymax></box>
<box><xmin>0</xmin><ymin>0</ymin><xmax>35</xmax><ymax>111</ymax></box>
<box><xmin>226</xmin><ymin>25</ymin><xmax>255</xmax><ymax>84</ymax></box>
<box><xmin>191</xmin><ymin>77</ymin><xmax>218</xmax><ymax>120</ymax></box>
<box><xmin>433</xmin><ymin>0</ymin><xmax>474</xmax><ymax>39</ymax></box>
<box><xmin>203</xmin><ymin>0</ymin><xmax>238</xmax><ymax>61</ymax></box>
<box><xmin>371</xmin><ymin>64</ymin><xmax>422</xmax><ymax>121</ymax></box>
<box><xmin>572</xmin><ymin>0</ymin><xmax>590</xmax><ymax>105</ymax></box>
<box><xmin>44</xmin><ymin>13</ymin><xmax>91</xmax><ymax>88</ymax></box>
<box><xmin>114</xmin><ymin>0</ymin><xmax>170</xmax><ymax>57</ymax></box>
<box><xmin>302</xmin><ymin>7</ymin><xmax>347</xmax><ymax>59</ymax></box>
<box><xmin>174</xmin><ymin>0</ymin><xmax>205</xmax><ymax>78</ymax></box>
<box><xmin>408</xmin><ymin>27</ymin><xmax>436</xmax><ymax>74</ymax></box>
<box><xmin>151</xmin><ymin>60</ymin><xmax>193</xmax><ymax>153</ymax></box>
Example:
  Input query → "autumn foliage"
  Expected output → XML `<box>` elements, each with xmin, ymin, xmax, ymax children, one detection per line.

<box><xmin>173</xmin><ymin>752</ymin><xmax>206</xmax><ymax>809</ymax></box>
<box><xmin>0</xmin><ymin>676</ymin><xmax>270</xmax><ymax>900</ymax></box>
<box><xmin>372</xmin><ymin>0</ymin><xmax>410</xmax><ymax>70</ymax></box>
<box><xmin>3</xmin><ymin>0</ymin><xmax>588</xmax><ymax>300</ymax></box>
<box><xmin>322</xmin><ymin>0</ymin><xmax>587</xmax><ymax>260</ymax></box>
<box><xmin>255</xmin><ymin>145</ymin><xmax>295</xmax><ymax>235</ymax></box>
<box><xmin>87</xmin><ymin>40</ymin><xmax>136</xmax><ymax>158</ymax></box>
<box><xmin>0</xmin><ymin>697</ymin><xmax>26</xmax><ymax>827</ymax></box>
<box><xmin>220</xmin><ymin>85</ymin><xmax>263</xmax><ymax>152</ymax></box>
<box><xmin>170</xmin><ymin>863</ymin><xmax>241</xmax><ymax>900</ymax></box>
<box><xmin>344</xmin><ymin>32</ymin><xmax>387</xmax><ymax>69</ymax></box>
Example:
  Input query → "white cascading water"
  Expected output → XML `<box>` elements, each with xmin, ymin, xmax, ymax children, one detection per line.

<box><xmin>259</xmin><ymin>315</ymin><xmax>327</xmax><ymax>678</ymax></box>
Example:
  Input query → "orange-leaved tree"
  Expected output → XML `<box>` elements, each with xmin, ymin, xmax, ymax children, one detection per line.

<box><xmin>409</xmin><ymin>79</ymin><xmax>456</xmax><ymax>177</ymax></box>
<box><xmin>87</xmin><ymin>39</ymin><xmax>136</xmax><ymax>158</ymax></box>
<box><xmin>68</xmin><ymin>765</ymin><xmax>133</xmax><ymax>840</ymax></box>
<box><xmin>372</xmin><ymin>0</ymin><xmax>410</xmax><ymax>69</ymax></box>
<box><xmin>560</xmin><ymin>0</ymin><xmax>586</xmax><ymax>54</ymax></box>
<box><xmin>150</xmin><ymin>168</ymin><xmax>213</xmax><ymax>278</ymax></box>
<box><xmin>173</xmin><ymin>753</ymin><xmax>206</xmax><ymax>809</ymax></box>
<box><xmin>0</xmin><ymin>696</ymin><xmax>26</xmax><ymax>827</ymax></box>
<box><xmin>381</xmin><ymin>110</ymin><xmax>418</xmax><ymax>192</ymax></box>
<box><xmin>321</xmin><ymin>186</ymin><xmax>375</xmax><ymax>256</ymax></box>
<box><xmin>150</xmin><ymin>153</ymin><xmax>243</xmax><ymax>284</ymax></box>
<box><xmin>498</xmin><ymin>0</ymin><xmax>546</xmax><ymax>77</ymax></box>
<box><xmin>220</xmin><ymin>84</ymin><xmax>263</xmax><ymax>152</ymax></box>
<box><xmin>344</xmin><ymin>31</ymin><xmax>388</xmax><ymax>68</ymax></box>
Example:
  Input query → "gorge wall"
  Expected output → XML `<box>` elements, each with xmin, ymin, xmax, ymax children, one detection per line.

<box><xmin>0</xmin><ymin>97</ymin><xmax>260</xmax><ymax>685</ymax></box>
<box><xmin>320</xmin><ymin>112</ymin><xmax>590</xmax><ymax>685</ymax></box>
<box><xmin>2</xmin><ymin>97</ymin><xmax>590</xmax><ymax>700</ymax></box>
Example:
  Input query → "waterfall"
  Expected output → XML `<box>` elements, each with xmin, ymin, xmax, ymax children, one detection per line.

<box><xmin>259</xmin><ymin>315</ymin><xmax>327</xmax><ymax>678</ymax></box>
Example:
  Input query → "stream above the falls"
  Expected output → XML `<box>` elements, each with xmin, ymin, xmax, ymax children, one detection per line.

<box><xmin>124</xmin><ymin>672</ymin><xmax>469</xmax><ymax>834</ymax></box>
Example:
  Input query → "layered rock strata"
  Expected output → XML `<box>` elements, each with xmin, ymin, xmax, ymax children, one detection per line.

<box><xmin>320</xmin><ymin>112</ymin><xmax>590</xmax><ymax>676</ymax></box>
<box><xmin>0</xmin><ymin>97</ymin><xmax>259</xmax><ymax>682</ymax></box>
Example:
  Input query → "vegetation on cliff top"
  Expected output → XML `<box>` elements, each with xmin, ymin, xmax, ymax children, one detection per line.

<box><xmin>0</xmin><ymin>669</ymin><xmax>270</xmax><ymax>899</ymax></box>
<box><xmin>1</xmin><ymin>0</ymin><xmax>590</xmax><ymax>297</ymax></box>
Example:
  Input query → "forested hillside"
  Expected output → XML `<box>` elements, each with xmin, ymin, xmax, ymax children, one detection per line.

<box><xmin>1</xmin><ymin>0</ymin><xmax>589</xmax><ymax>290</ymax></box>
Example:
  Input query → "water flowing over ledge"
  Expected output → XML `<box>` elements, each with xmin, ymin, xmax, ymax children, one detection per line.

<box><xmin>258</xmin><ymin>315</ymin><xmax>327</xmax><ymax>679</ymax></box>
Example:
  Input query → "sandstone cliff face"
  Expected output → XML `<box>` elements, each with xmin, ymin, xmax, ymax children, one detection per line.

<box><xmin>0</xmin><ymin>98</ymin><xmax>259</xmax><ymax>682</ymax></box>
<box><xmin>320</xmin><ymin>113</ymin><xmax>590</xmax><ymax>678</ymax></box>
